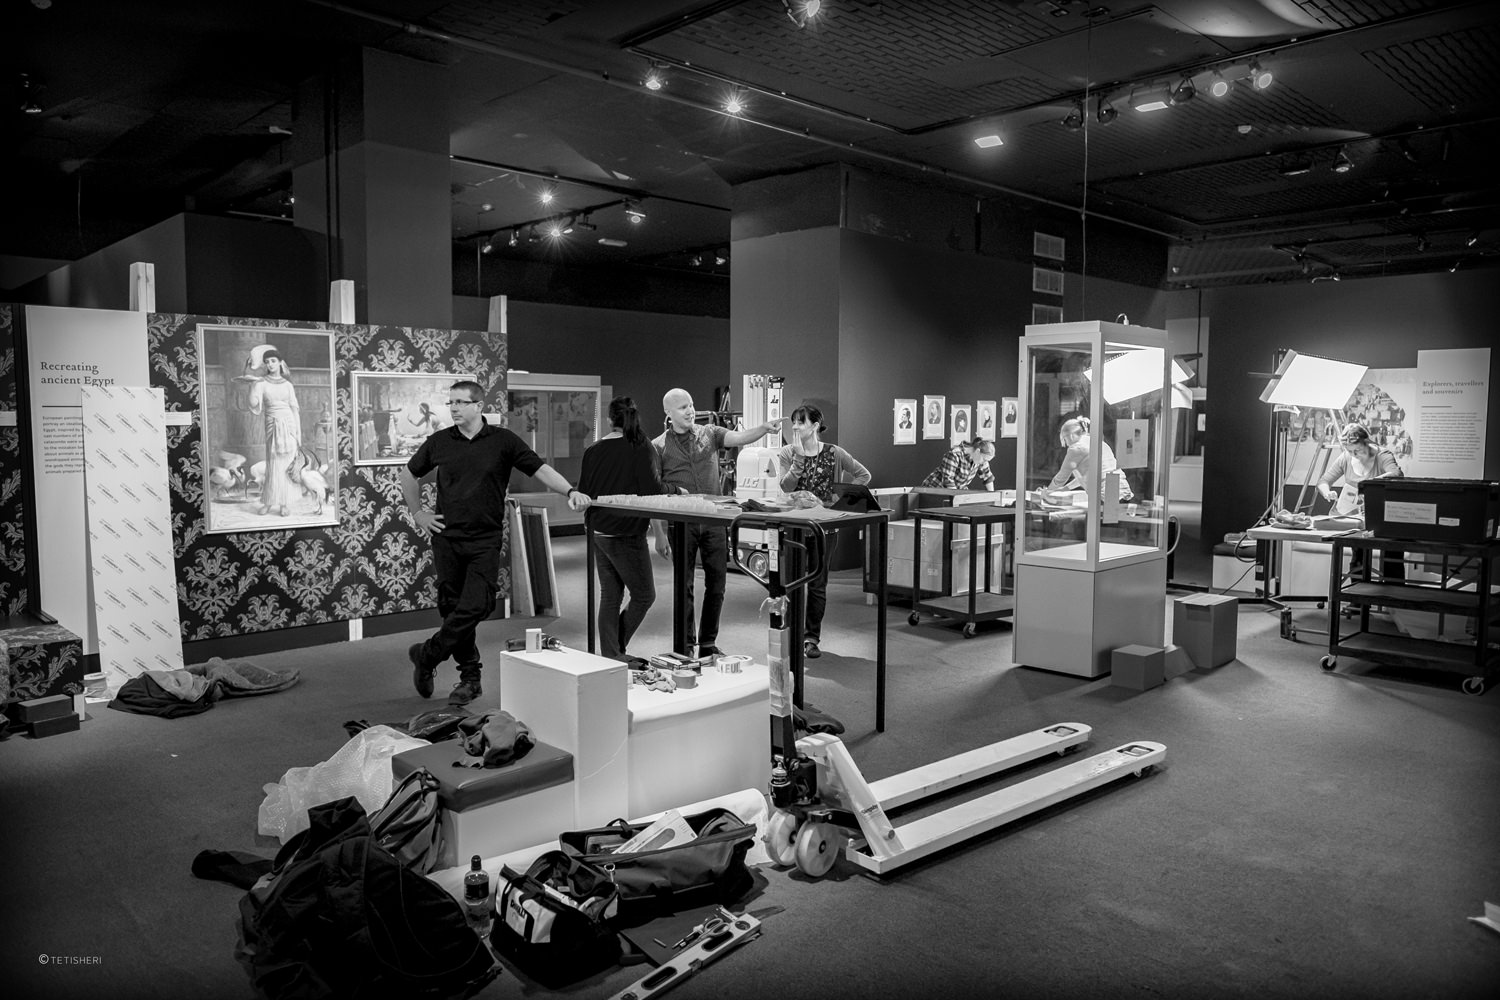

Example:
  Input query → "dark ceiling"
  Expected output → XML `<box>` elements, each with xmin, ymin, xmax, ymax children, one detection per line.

<box><xmin>8</xmin><ymin>0</ymin><xmax>1499</xmax><ymax>289</ymax></box>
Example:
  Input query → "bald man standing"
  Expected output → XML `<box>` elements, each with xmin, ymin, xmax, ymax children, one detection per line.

<box><xmin>651</xmin><ymin>387</ymin><xmax>786</xmax><ymax>657</ymax></box>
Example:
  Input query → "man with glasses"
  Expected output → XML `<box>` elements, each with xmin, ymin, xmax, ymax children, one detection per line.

<box><xmin>401</xmin><ymin>380</ymin><xmax>589</xmax><ymax>704</ymax></box>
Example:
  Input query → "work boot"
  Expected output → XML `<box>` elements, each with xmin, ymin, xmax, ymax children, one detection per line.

<box><xmin>409</xmin><ymin>643</ymin><xmax>435</xmax><ymax>699</ymax></box>
<box><xmin>448</xmin><ymin>663</ymin><xmax>484</xmax><ymax>705</ymax></box>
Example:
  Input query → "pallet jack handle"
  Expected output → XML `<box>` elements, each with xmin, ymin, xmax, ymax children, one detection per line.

<box><xmin>727</xmin><ymin>514</ymin><xmax>825</xmax><ymax>594</ymax></box>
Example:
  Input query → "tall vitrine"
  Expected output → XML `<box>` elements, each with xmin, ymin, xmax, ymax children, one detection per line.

<box><xmin>1013</xmin><ymin>321</ymin><xmax>1172</xmax><ymax>677</ymax></box>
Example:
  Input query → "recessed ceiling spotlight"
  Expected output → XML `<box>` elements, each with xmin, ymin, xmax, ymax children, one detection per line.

<box><xmin>539</xmin><ymin>189</ymin><xmax>554</xmax><ymax>205</ymax></box>
<box><xmin>974</xmin><ymin>134</ymin><xmax>1003</xmax><ymax>148</ymax></box>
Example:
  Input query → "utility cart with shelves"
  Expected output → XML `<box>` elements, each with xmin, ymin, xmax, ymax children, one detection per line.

<box><xmin>1323</xmin><ymin>533</ymin><xmax>1500</xmax><ymax>695</ymax></box>
<box><xmin>907</xmin><ymin>504</ymin><xmax>1015</xmax><ymax>638</ymax></box>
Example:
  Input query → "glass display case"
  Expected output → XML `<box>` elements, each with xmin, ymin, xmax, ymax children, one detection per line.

<box><xmin>1013</xmin><ymin>321</ymin><xmax>1173</xmax><ymax>676</ymax></box>
<box><xmin>502</xmin><ymin>373</ymin><xmax>607</xmax><ymax>530</ymax></box>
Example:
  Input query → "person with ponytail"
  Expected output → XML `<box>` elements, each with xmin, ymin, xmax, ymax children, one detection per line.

<box><xmin>579</xmin><ymin>396</ymin><xmax>666</xmax><ymax>662</ymax></box>
<box><xmin>1048</xmin><ymin>415</ymin><xmax>1133</xmax><ymax>501</ymax></box>
<box><xmin>922</xmin><ymin>437</ymin><xmax>996</xmax><ymax>491</ymax></box>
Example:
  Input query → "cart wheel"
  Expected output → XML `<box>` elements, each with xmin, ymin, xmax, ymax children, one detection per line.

<box><xmin>1286</xmin><ymin>626</ymin><xmax>1297</xmax><ymax>641</ymax></box>
<box><xmin>793</xmin><ymin>821</ymin><xmax>844</xmax><ymax>878</ymax></box>
<box><xmin>1320</xmin><ymin>655</ymin><xmax>1337</xmax><ymax>671</ymax></box>
<box><xmin>1461</xmin><ymin>676</ymin><xmax>1486</xmax><ymax>696</ymax></box>
<box><xmin>766</xmin><ymin>810</ymin><xmax>801</xmax><ymax>867</ymax></box>
<box><xmin>908</xmin><ymin>612</ymin><xmax>921</xmax><ymax>627</ymax></box>
<box><xmin>962</xmin><ymin>622</ymin><xmax>978</xmax><ymax>639</ymax></box>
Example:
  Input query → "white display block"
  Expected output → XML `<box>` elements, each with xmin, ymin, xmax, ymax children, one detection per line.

<box><xmin>627</xmin><ymin>663</ymin><xmax>770</xmax><ymax>818</ymax></box>
<box><xmin>1014</xmin><ymin>559</ymin><xmax>1166</xmax><ymax>677</ymax></box>
<box><xmin>500</xmin><ymin>648</ymin><xmax>629</xmax><ymax>827</ymax></box>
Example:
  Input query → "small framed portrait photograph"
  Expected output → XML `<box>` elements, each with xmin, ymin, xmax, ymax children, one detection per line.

<box><xmin>950</xmin><ymin>404</ymin><xmax>972</xmax><ymax>446</ymax></box>
<box><xmin>1001</xmin><ymin>396</ymin><xmax>1020</xmax><ymax>439</ymax></box>
<box><xmin>894</xmin><ymin>398</ymin><xmax>917</xmax><ymax>445</ymax></box>
<box><xmin>197</xmin><ymin>325</ymin><xmax>338</xmax><ymax>534</ymax></box>
<box><xmin>351</xmin><ymin>370</ymin><xmax>477</xmax><ymax>466</ymax></box>
<box><xmin>976</xmin><ymin>400</ymin><xmax>997</xmax><ymax>441</ymax></box>
<box><xmin>923</xmin><ymin>395</ymin><xmax>945</xmax><ymax>440</ymax></box>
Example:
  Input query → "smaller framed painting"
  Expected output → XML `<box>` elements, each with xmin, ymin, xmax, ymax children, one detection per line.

<box><xmin>950</xmin><ymin>404</ymin><xmax>972</xmax><ymax>446</ymax></box>
<box><xmin>893</xmin><ymin>398</ymin><xmax>917</xmax><ymax>444</ymax></box>
<box><xmin>352</xmin><ymin>370</ymin><xmax>477</xmax><ymax>466</ymax></box>
<box><xmin>1001</xmin><ymin>397</ymin><xmax>1019</xmax><ymax>439</ymax></box>
<box><xmin>975</xmin><ymin>400</ymin><xmax>997</xmax><ymax>441</ymax></box>
<box><xmin>923</xmin><ymin>395</ymin><xmax>945</xmax><ymax>440</ymax></box>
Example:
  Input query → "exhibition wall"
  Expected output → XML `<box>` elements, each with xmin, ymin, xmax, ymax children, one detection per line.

<box><xmin>1182</xmin><ymin>269</ymin><xmax>1500</xmax><ymax>556</ymax></box>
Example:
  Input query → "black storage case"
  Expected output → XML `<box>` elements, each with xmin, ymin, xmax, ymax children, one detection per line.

<box><xmin>1359</xmin><ymin>478</ymin><xmax>1499</xmax><ymax>542</ymax></box>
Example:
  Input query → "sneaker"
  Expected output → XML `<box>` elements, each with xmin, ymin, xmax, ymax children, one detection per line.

<box><xmin>448</xmin><ymin>679</ymin><xmax>483</xmax><ymax>705</ymax></box>
<box><xmin>698</xmin><ymin>645</ymin><xmax>725</xmax><ymax>658</ymax></box>
<box><xmin>803</xmin><ymin>638</ymin><xmax>821</xmax><ymax>659</ymax></box>
<box><xmin>409</xmin><ymin>643</ymin><xmax>434</xmax><ymax>699</ymax></box>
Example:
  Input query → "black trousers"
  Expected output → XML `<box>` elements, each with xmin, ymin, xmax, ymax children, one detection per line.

<box><xmin>419</xmin><ymin>533</ymin><xmax>501</xmax><ymax>669</ymax></box>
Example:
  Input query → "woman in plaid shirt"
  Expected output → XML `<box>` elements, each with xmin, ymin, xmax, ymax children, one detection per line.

<box><xmin>921</xmin><ymin>438</ymin><xmax>996</xmax><ymax>491</ymax></box>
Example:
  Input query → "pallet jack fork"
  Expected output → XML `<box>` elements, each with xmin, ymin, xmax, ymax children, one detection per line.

<box><xmin>770</xmin><ymin>725</ymin><xmax>1166</xmax><ymax>876</ymax></box>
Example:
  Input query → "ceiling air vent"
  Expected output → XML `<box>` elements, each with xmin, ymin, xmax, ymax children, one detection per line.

<box><xmin>1032</xmin><ymin>267</ymin><xmax>1064</xmax><ymax>296</ymax></box>
<box><xmin>1033</xmin><ymin>232</ymin><xmax>1065</xmax><ymax>261</ymax></box>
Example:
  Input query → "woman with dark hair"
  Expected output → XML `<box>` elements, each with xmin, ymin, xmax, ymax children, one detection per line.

<box><xmin>579</xmin><ymin>396</ymin><xmax>665</xmax><ymax>662</ymax></box>
<box><xmin>1317</xmin><ymin>422</ymin><xmax>1401</xmax><ymax>516</ymax></box>
<box><xmin>775</xmin><ymin>403</ymin><xmax>871</xmax><ymax>659</ymax></box>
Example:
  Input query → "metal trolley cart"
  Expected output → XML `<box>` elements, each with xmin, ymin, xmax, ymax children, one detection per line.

<box><xmin>907</xmin><ymin>504</ymin><xmax>1015</xmax><ymax>638</ymax></box>
<box><xmin>1323</xmin><ymin>532</ymin><xmax>1500</xmax><ymax>695</ymax></box>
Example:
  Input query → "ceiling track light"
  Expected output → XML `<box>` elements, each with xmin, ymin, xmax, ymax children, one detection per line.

<box><xmin>18</xmin><ymin>72</ymin><xmax>44</xmax><ymax>115</ymax></box>
<box><xmin>1249</xmin><ymin>59</ymin><xmax>1273</xmax><ymax>90</ymax></box>
<box><xmin>1208</xmin><ymin>70</ymin><xmax>1230</xmax><ymax>98</ymax></box>
<box><xmin>624</xmin><ymin>203</ymin><xmax>646</xmax><ymax>224</ymax></box>
<box><xmin>1132</xmin><ymin>85</ymin><xmax>1173</xmax><ymax>113</ymax></box>
<box><xmin>642</xmin><ymin>61</ymin><xmax>665</xmax><ymax>91</ymax></box>
<box><xmin>1450</xmin><ymin>260</ymin><xmax>1462</xmax><ymax>273</ymax></box>
<box><xmin>508</xmin><ymin>230</ymin><xmax>519</xmax><ymax>248</ymax></box>
<box><xmin>1096</xmin><ymin>96</ymin><xmax>1118</xmax><ymax>125</ymax></box>
<box><xmin>1415</xmin><ymin>234</ymin><xmax>1429</xmax><ymax>252</ymax></box>
<box><xmin>782</xmin><ymin>0</ymin><xmax>822</xmax><ymax>28</ymax></box>
<box><xmin>1332</xmin><ymin>148</ymin><xmax>1354</xmax><ymax>173</ymax></box>
<box><xmin>1279</xmin><ymin>160</ymin><xmax>1312</xmax><ymax>177</ymax></box>
<box><xmin>1170</xmin><ymin>75</ymin><xmax>1196</xmax><ymax>106</ymax></box>
<box><xmin>1060</xmin><ymin>101</ymin><xmax>1084</xmax><ymax>131</ymax></box>
<box><xmin>724</xmin><ymin>90</ymin><xmax>746</xmax><ymax>115</ymax></box>
<box><xmin>1466</xmin><ymin>231</ymin><xmax>1480</xmax><ymax>247</ymax></box>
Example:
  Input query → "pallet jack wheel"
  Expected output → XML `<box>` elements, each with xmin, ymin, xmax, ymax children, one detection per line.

<box><xmin>793</xmin><ymin>821</ymin><xmax>844</xmax><ymax>878</ymax></box>
<box><xmin>766</xmin><ymin>809</ymin><xmax>801</xmax><ymax>867</ymax></box>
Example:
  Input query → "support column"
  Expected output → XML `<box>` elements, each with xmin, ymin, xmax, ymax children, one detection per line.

<box><xmin>291</xmin><ymin>47</ymin><xmax>452</xmax><ymax>329</ymax></box>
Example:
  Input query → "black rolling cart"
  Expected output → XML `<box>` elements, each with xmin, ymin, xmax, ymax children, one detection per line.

<box><xmin>907</xmin><ymin>504</ymin><xmax>1015</xmax><ymax>638</ymax></box>
<box><xmin>1323</xmin><ymin>532</ymin><xmax>1499</xmax><ymax>695</ymax></box>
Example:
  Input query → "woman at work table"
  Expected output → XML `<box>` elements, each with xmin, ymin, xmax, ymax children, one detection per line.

<box><xmin>1048</xmin><ymin>416</ymin><xmax>1132</xmax><ymax>501</ymax></box>
<box><xmin>1318</xmin><ymin>422</ymin><xmax>1403</xmax><ymax>580</ymax></box>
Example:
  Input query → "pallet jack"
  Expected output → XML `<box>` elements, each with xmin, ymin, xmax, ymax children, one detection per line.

<box><xmin>728</xmin><ymin>513</ymin><xmax>1167</xmax><ymax>878</ymax></box>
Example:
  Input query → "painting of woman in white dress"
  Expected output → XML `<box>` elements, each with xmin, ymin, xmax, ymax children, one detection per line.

<box><xmin>198</xmin><ymin>325</ymin><xmax>338</xmax><ymax>533</ymax></box>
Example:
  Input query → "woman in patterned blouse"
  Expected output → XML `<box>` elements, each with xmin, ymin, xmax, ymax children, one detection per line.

<box><xmin>775</xmin><ymin>403</ymin><xmax>871</xmax><ymax>659</ymax></box>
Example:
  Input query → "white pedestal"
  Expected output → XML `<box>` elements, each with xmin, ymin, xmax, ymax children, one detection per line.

<box><xmin>627</xmin><ymin>663</ymin><xmax>770</xmax><ymax>817</ymax></box>
<box><xmin>500</xmin><ymin>648</ymin><xmax>629</xmax><ymax>828</ymax></box>
<box><xmin>1014</xmin><ymin>558</ymin><xmax>1166</xmax><ymax>677</ymax></box>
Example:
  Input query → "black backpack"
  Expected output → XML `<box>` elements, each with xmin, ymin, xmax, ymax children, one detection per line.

<box><xmin>369</xmin><ymin>766</ymin><xmax>444</xmax><ymax>874</ymax></box>
<box><xmin>235</xmin><ymin>796</ymin><xmax>496</xmax><ymax>1000</ymax></box>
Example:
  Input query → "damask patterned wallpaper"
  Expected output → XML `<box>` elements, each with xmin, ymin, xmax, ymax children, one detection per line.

<box><xmin>150</xmin><ymin>313</ymin><xmax>508</xmax><ymax>640</ymax></box>
<box><xmin>0</xmin><ymin>304</ymin><xmax>25</xmax><ymax>618</ymax></box>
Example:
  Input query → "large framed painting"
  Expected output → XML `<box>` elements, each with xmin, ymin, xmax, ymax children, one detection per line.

<box><xmin>351</xmin><ymin>370</ymin><xmax>476</xmax><ymax>466</ymax></box>
<box><xmin>197</xmin><ymin>325</ymin><xmax>338</xmax><ymax>534</ymax></box>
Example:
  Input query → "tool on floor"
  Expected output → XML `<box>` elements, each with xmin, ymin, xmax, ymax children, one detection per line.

<box><xmin>609</xmin><ymin>909</ymin><xmax>761</xmax><ymax>1000</ymax></box>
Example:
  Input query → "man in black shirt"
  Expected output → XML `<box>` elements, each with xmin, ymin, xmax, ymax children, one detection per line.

<box><xmin>401</xmin><ymin>380</ymin><xmax>589</xmax><ymax>704</ymax></box>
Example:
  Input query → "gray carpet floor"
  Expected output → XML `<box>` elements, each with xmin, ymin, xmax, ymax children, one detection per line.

<box><xmin>2</xmin><ymin>534</ymin><xmax>1497</xmax><ymax>1000</ymax></box>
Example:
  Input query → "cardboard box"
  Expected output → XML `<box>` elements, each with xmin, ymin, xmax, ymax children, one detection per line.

<box><xmin>1173</xmin><ymin>594</ymin><xmax>1238</xmax><ymax>669</ymax></box>
<box><xmin>30</xmin><ymin>713</ymin><xmax>82</xmax><ymax>738</ymax></box>
<box><xmin>1112</xmin><ymin>645</ymin><xmax>1164</xmax><ymax>690</ymax></box>
<box><xmin>8</xmin><ymin>694</ymin><xmax>76</xmax><ymax>725</ymax></box>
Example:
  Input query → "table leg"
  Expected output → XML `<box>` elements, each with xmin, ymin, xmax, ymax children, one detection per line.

<box><xmin>585</xmin><ymin>523</ymin><xmax>596</xmax><ymax>654</ymax></box>
<box><xmin>672</xmin><ymin>521</ymin><xmax>689</xmax><ymax>655</ymax></box>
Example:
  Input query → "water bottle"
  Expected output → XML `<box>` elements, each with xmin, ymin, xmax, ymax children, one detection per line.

<box><xmin>463</xmin><ymin>855</ymin><xmax>491</xmax><ymax>934</ymax></box>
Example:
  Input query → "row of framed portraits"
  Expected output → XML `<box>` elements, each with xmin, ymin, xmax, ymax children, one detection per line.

<box><xmin>892</xmin><ymin>395</ymin><xmax>1018</xmax><ymax>446</ymax></box>
<box><xmin>198</xmin><ymin>324</ymin><xmax>479</xmax><ymax>535</ymax></box>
